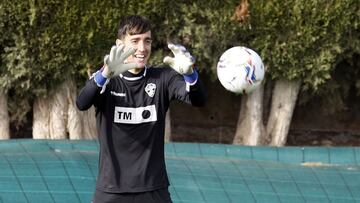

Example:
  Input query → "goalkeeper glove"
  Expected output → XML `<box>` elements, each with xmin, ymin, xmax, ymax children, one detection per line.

<box><xmin>102</xmin><ymin>44</ymin><xmax>138</xmax><ymax>78</ymax></box>
<box><xmin>163</xmin><ymin>43</ymin><xmax>195</xmax><ymax>75</ymax></box>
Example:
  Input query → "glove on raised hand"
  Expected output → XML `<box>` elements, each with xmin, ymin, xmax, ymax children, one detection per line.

<box><xmin>163</xmin><ymin>44</ymin><xmax>195</xmax><ymax>75</ymax></box>
<box><xmin>102</xmin><ymin>45</ymin><xmax>138</xmax><ymax>78</ymax></box>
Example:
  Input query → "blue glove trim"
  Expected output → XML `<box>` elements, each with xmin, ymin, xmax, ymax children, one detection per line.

<box><xmin>94</xmin><ymin>70</ymin><xmax>107</xmax><ymax>86</ymax></box>
<box><xmin>183</xmin><ymin>69</ymin><xmax>198</xmax><ymax>84</ymax></box>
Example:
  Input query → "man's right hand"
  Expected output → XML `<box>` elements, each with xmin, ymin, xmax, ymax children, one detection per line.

<box><xmin>102</xmin><ymin>45</ymin><xmax>138</xmax><ymax>78</ymax></box>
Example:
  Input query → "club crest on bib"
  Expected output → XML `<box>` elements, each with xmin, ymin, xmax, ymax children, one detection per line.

<box><xmin>145</xmin><ymin>83</ymin><xmax>156</xmax><ymax>97</ymax></box>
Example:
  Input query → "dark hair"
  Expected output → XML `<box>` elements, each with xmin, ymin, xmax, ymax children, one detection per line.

<box><xmin>117</xmin><ymin>15</ymin><xmax>151</xmax><ymax>39</ymax></box>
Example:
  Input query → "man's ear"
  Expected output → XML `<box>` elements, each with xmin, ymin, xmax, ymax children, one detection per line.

<box><xmin>116</xmin><ymin>39</ymin><xmax>123</xmax><ymax>47</ymax></box>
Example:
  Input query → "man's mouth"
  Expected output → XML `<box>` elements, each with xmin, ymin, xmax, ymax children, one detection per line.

<box><xmin>134</xmin><ymin>54</ymin><xmax>145</xmax><ymax>61</ymax></box>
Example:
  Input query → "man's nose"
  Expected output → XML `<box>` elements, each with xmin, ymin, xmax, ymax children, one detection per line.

<box><xmin>137</xmin><ymin>41</ymin><xmax>145</xmax><ymax>51</ymax></box>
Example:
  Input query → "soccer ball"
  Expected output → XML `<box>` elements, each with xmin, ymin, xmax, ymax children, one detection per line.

<box><xmin>217</xmin><ymin>46</ymin><xmax>265</xmax><ymax>94</ymax></box>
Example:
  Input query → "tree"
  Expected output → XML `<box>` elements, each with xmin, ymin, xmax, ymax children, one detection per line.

<box><xmin>233</xmin><ymin>0</ymin><xmax>359</xmax><ymax>146</ymax></box>
<box><xmin>0</xmin><ymin>0</ymin><xmax>177</xmax><ymax>139</ymax></box>
<box><xmin>0</xmin><ymin>89</ymin><xmax>9</xmax><ymax>139</ymax></box>
<box><xmin>0</xmin><ymin>0</ymin><xmax>89</xmax><ymax>139</ymax></box>
<box><xmin>0</xmin><ymin>1</ymin><xmax>24</xmax><ymax>139</ymax></box>
<box><xmin>159</xmin><ymin>0</ymin><xmax>359</xmax><ymax>146</ymax></box>
<box><xmin>2</xmin><ymin>0</ymin><xmax>357</xmax><ymax>143</ymax></box>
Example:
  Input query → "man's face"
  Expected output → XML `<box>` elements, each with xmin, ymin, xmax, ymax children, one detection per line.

<box><xmin>119</xmin><ymin>31</ymin><xmax>152</xmax><ymax>69</ymax></box>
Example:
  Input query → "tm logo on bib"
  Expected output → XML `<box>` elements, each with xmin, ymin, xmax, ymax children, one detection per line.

<box><xmin>114</xmin><ymin>105</ymin><xmax>157</xmax><ymax>124</ymax></box>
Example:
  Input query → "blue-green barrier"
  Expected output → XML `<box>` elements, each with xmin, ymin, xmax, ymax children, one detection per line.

<box><xmin>0</xmin><ymin>139</ymin><xmax>359</xmax><ymax>203</ymax></box>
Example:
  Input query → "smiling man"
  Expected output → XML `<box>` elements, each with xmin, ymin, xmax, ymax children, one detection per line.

<box><xmin>76</xmin><ymin>15</ymin><xmax>206</xmax><ymax>203</ymax></box>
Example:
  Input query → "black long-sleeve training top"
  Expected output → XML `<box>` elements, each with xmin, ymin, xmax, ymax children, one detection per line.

<box><xmin>76</xmin><ymin>66</ymin><xmax>206</xmax><ymax>193</ymax></box>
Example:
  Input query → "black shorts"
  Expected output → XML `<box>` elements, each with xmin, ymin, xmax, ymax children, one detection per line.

<box><xmin>92</xmin><ymin>187</ymin><xmax>173</xmax><ymax>203</ymax></box>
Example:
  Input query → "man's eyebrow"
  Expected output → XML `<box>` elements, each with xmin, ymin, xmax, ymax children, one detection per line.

<box><xmin>130</xmin><ymin>36</ymin><xmax>152</xmax><ymax>41</ymax></box>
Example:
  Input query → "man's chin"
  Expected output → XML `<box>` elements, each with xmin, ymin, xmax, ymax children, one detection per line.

<box><xmin>135</xmin><ymin>62</ymin><xmax>147</xmax><ymax>69</ymax></box>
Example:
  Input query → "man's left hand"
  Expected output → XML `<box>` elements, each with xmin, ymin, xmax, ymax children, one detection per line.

<box><xmin>163</xmin><ymin>44</ymin><xmax>195</xmax><ymax>75</ymax></box>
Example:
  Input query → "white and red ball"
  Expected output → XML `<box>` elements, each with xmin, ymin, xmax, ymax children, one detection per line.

<box><xmin>217</xmin><ymin>46</ymin><xmax>265</xmax><ymax>94</ymax></box>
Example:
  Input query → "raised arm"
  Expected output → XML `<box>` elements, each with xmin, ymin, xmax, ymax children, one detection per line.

<box><xmin>76</xmin><ymin>44</ymin><xmax>138</xmax><ymax>110</ymax></box>
<box><xmin>163</xmin><ymin>44</ymin><xmax>206</xmax><ymax>107</ymax></box>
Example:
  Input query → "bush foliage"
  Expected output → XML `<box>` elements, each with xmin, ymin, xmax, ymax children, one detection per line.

<box><xmin>0</xmin><ymin>0</ymin><xmax>359</xmax><ymax>124</ymax></box>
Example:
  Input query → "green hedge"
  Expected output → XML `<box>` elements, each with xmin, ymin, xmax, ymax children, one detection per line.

<box><xmin>0</xmin><ymin>0</ymin><xmax>358</xmax><ymax>125</ymax></box>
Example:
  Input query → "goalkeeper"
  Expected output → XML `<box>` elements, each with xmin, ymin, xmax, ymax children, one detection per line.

<box><xmin>76</xmin><ymin>15</ymin><xmax>206</xmax><ymax>203</ymax></box>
